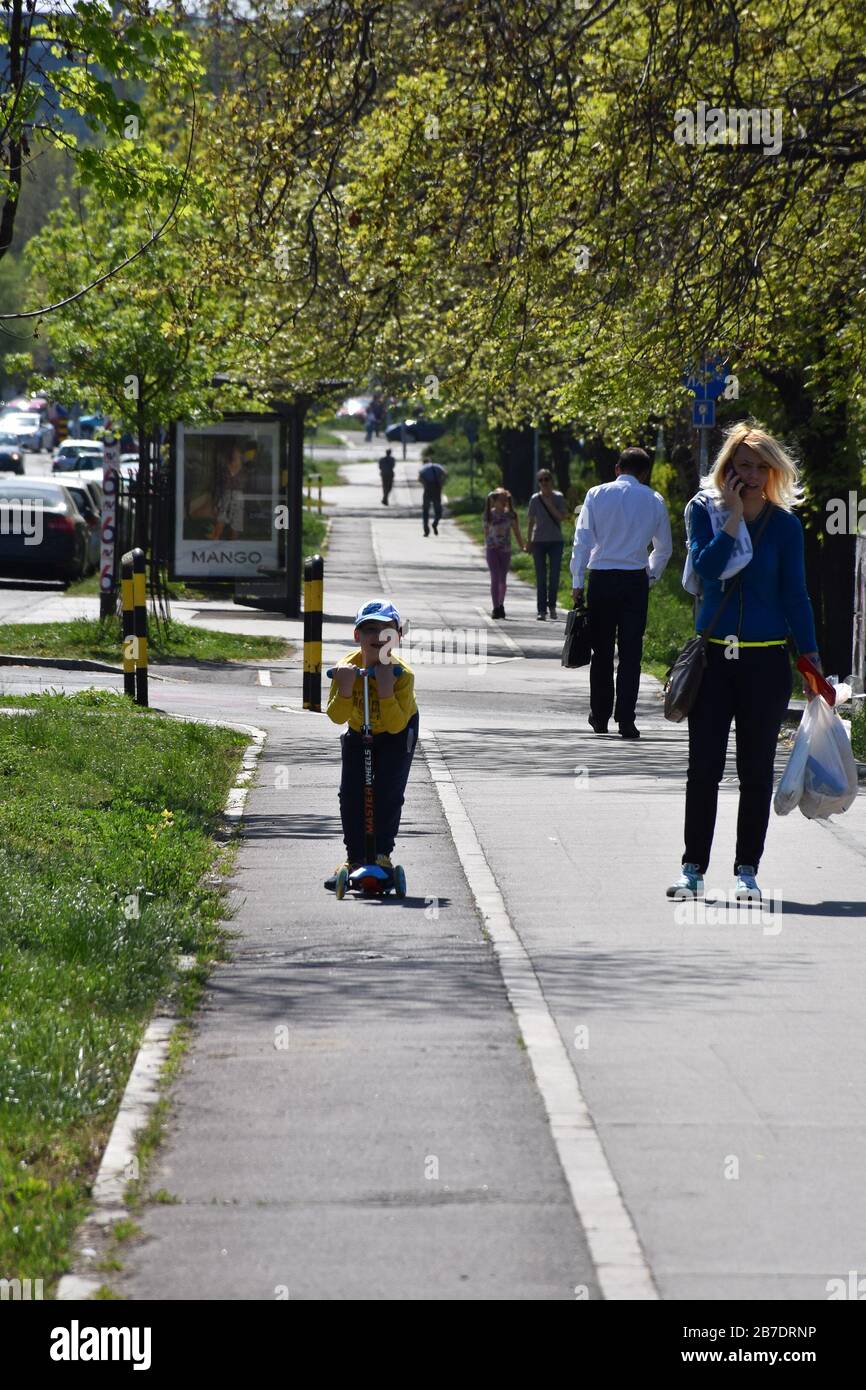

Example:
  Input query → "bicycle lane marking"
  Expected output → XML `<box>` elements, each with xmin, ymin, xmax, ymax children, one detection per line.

<box><xmin>421</xmin><ymin>727</ymin><xmax>659</xmax><ymax>1301</ymax></box>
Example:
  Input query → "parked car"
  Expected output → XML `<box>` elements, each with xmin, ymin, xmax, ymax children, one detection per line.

<box><xmin>52</xmin><ymin>439</ymin><xmax>105</xmax><ymax>472</ymax></box>
<box><xmin>0</xmin><ymin>478</ymin><xmax>89</xmax><ymax>582</ymax></box>
<box><xmin>384</xmin><ymin>417</ymin><xmax>447</xmax><ymax>444</ymax></box>
<box><xmin>28</xmin><ymin>474</ymin><xmax>103</xmax><ymax>575</ymax></box>
<box><xmin>0</xmin><ymin>432</ymin><xmax>24</xmax><ymax>474</ymax></box>
<box><xmin>0</xmin><ymin>411</ymin><xmax>44</xmax><ymax>452</ymax></box>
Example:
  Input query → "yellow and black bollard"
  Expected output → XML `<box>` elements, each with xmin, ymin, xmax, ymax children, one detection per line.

<box><xmin>121</xmin><ymin>547</ymin><xmax>149</xmax><ymax>707</ymax></box>
<box><xmin>121</xmin><ymin>553</ymin><xmax>136</xmax><ymax>700</ymax></box>
<box><xmin>303</xmin><ymin>553</ymin><xmax>323</xmax><ymax>711</ymax></box>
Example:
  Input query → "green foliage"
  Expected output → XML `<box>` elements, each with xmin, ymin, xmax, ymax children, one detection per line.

<box><xmin>2</xmin><ymin>8</ymin><xmax>203</xmax><ymax>269</ymax></box>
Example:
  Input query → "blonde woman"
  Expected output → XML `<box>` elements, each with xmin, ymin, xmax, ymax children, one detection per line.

<box><xmin>667</xmin><ymin>422</ymin><xmax>822</xmax><ymax>903</ymax></box>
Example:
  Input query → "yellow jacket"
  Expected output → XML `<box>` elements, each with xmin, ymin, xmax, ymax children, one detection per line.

<box><xmin>326</xmin><ymin>651</ymin><xmax>417</xmax><ymax>734</ymax></box>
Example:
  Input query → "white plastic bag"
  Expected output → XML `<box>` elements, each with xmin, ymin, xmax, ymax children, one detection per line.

<box><xmin>774</xmin><ymin>716</ymin><xmax>810</xmax><ymax>816</ymax></box>
<box><xmin>775</xmin><ymin>683</ymin><xmax>858</xmax><ymax>820</ymax></box>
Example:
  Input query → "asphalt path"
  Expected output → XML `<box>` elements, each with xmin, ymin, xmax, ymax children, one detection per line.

<box><xmin>3</xmin><ymin>450</ymin><xmax>865</xmax><ymax>1300</ymax></box>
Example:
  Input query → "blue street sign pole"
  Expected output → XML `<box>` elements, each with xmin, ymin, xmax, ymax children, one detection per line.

<box><xmin>684</xmin><ymin>356</ymin><xmax>727</xmax><ymax>476</ymax></box>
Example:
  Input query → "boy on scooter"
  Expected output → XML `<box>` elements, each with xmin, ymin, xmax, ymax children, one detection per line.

<box><xmin>324</xmin><ymin>599</ymin><xmax>418</xmax><ymax>890</ymax></box>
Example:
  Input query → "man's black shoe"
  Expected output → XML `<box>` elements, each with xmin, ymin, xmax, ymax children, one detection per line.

<box><xmin>432</xmin><ymin>520</ymin><xmax>438</xmax><ymax>534</ymax></box>
<box><xmin>619</xmin><ymin>723</ymin><xmax>640</xmax><ymax>739</ymax></box>
<box><xmin>588</xmin><ymin>713</ymin><xmax>608</xmax><ymax>734</ymax></box>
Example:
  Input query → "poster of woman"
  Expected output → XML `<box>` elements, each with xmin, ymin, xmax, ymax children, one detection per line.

<box><xmin>173</xmin><ymin>421</ymin><xmax>282</xmax><ymax>578</ymax></box>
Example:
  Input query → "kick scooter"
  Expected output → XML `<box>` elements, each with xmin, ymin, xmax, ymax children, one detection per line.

<box><xmin>325</xmin><ymin>663</ymin><xmax>408</xmax><ymax>901</ymax></box>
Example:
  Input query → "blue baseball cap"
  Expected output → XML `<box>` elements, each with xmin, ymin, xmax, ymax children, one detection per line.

<box><xmin>354</xmin><ymin>598</ymin><xmax>402</xmax><ymax>628</ymax></box>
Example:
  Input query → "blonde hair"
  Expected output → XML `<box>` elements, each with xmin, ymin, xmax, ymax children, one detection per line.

<box><xmin>484</xmin><ymin>487</ymin><xmax>515</xmax><ymax>523</ymax></box>
<box><xmin>703</xmin><ymin>421</ymin><xmax>804</xmax><ymax>511</ymax></box>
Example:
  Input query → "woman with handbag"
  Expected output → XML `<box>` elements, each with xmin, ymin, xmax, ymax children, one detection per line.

<box><xmin>483</xmin><ymin>487</ymin><xmax>524</xmax><ymax>619</ymax></box>
<box><xmin>667</xmin><ymin>423</ymin><xmax>822</xmax><ymax>902</ymax></box>
<box><xmin>526</xmin><ymin>470</ymin><xmax>568</xmax><ymax>619</ymax></box>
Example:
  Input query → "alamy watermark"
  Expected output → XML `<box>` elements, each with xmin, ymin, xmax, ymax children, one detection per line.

<box><xmin>377</xmin><ymin>620</ymin><xmax>487</xmax><ymax>670</ymax></box>
<box><xmin>1</xmin><ymin>1277</ymin><xmax>44</xmax><ymax>1299</ymax></box>
<box><xmin>826</xmin><ymin>492</ymin><xmax>866</xmax><ymax>536</ymax></box>
<box><xmin>674</xmin><ymin>103</ymin><xmax>783</xmax><ymax>157</ymax></box>
<box><xmin>0</xmin><ymin>499</ymin><xmax>44</xmax><ymax>545</ymax></box>
<box><xmin>673</xmin><ymin>890</ymin><xmax>783</xmax><ymax>935</ymax></box>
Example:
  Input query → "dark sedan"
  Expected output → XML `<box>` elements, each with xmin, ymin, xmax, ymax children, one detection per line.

<box><xmin>384</xmin><ymin>417</ymin><xmax>447</xmax><ymax>444</ymax></box>
<box><xmin>0</xmin><ymin>432</ymin><xmax>24</xmax><ymax>474</ymax></box>
<box><xmin>29</xmin><ymin>474</ymin><xmax>103</xmax><ymax>575</ymax></box>
<box><xmin>0</xmin><ymin>479</ymin><xmax>89</xmax><ymax>583</ymax></box>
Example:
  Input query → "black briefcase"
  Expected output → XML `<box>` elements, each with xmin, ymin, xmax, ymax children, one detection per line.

<box><xmin>561</xmin><ymin>603</ymin><xmax>592</xmax><ymax>667</ymax></box>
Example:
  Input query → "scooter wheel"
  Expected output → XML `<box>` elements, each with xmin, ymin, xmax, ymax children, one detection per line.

<box><xmin>393</xmin><ymin>864</ymin><xmax>407</xmax><ymax>898</ymax></box>
<box><xmin>335</xmin><ymin>867</ymin><xmax>349</xmax><ymax>901</ymax></box>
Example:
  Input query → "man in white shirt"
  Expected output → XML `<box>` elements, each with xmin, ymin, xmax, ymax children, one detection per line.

<box><xmin>570</xmin><ymin>447</ymin><xmax>672</xmax><ymax>738</ymax></box>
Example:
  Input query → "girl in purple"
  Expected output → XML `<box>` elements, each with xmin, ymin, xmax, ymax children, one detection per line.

<box><xmin>483</xmin><ymin>487</ymin><xmax>524</xmax><ymax>619</ymax></box>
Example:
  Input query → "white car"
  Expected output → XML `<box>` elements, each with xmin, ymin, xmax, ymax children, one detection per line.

<box><xmin>52</xmin><ymin>439</ymin><xmax>106</xmax><ymax>472</ymax></box>
<box><xmin>0</xmin><ymin>411</ymin><xmax>44</xmax><ymax>451</ymax></box>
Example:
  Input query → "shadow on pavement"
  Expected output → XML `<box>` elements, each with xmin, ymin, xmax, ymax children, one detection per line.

<box><xmin>204</xmin><ymin>950</ymin><xmax>513</xmax><ymax>1024</ymax></box>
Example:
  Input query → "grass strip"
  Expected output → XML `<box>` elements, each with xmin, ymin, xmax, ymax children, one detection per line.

<box><xmin>303</xmin><ymin>456</ymin><xmax>347</xmax><ymax>487</ymax></box>
<box><xmin>0</xmin><ymin>618</ymin><xmax>287</xmax><ymax>664</ymax></box>
<box><xmin>0</xmin><ymin>688</ymin><xmax>247</xmax><ymax>1290</ymax></box>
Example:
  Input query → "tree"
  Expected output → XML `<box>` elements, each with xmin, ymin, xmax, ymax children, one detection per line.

<box><xmin>0</xmin><ymin>2</ymin><xmax>202</xmax><ymax>299</ymax></box>
<box><xmin>332</xmin><ymin>0</ymin><xmax>866</xmax><ymax>672</ymax></box>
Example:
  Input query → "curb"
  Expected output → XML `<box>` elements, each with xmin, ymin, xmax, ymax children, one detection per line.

<box><xmin>0</xmin><ymin>654</ymin><xmax>127</xmax><ymax>673</ymax></box>
<box><xmin>54</xmin><ymin>719</ymin><xmax>267</xmax><ymax>1301</ymax></box>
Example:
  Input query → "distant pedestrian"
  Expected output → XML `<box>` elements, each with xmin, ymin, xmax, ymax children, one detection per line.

<box><xmin>483</xmin><ymin>488</ymin><xmax>524</xmax><ymax>619</ymax></box>
<box><xmin>379</xmin><ymin>448</ymin><xmax>395</xmax><ymax>505</ymax></box>
<box><xmin>666</xmin><ymin>423</ymin><xmax>822</xmax><ymax>904</ymax></box>
<box><xmin>526</xmin><ymin>469</ymin><xmax>568</xmax><ymax>620</ymax></box>
<box><xmin>418</xmin><ymin>459</ymin><xmax>447</xmax><ymax>536</ymax></box>
<box><xmin>364</xmin><ymin>407</ymin><xmax>377</xmax><ymax>442</ymax></box>
<box><xmin>570</xmin><ymin>446</ymin><xmax>672</xmax><ymax>739</ymax></box>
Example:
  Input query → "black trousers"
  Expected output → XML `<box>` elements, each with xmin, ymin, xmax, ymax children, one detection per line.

<box><xmin>684</xmin><ymin>644</ymin><xmax>792</xmax><ymax>874</ymax></box>
<box><xmin>380</xmin><ymin>469</ymin><xmax>394</xmax><ymax>501</ymax></box>
<box><xmin>339</xmin><ymin>712</ymin><xmax>419</xmax><ymax>862</ymax></box>
<box><xmin>422</xmin><ymin>486</ymin><xmax>442</xmax><ymax>530</ymax></box>
<box><xmin>587</xmin><ymin>569</ymin><xmax>649</xmax><ymax>726</ymax></box>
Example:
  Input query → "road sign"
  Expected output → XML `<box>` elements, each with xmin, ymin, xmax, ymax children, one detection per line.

<box><xmin>683</xmin><ymin>355</ymin><xmax>729</xmax><ymax>401</ymax></box>
<box><xmin>692</xmin><ymin>398</ymin><xmax>715</xmax><ymax>428</ymax></box>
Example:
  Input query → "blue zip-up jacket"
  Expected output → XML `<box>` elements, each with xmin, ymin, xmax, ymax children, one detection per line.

<box><xmin>688</xmin><ymin>498</ymin><xmax>818</xmax><ymax>652</ymax></box>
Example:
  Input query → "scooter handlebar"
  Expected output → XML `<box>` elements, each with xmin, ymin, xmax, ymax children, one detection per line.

<box><xmin>326</xmin><ymin>664</ymin><xmax>404</xmax><ymax>679</ymax></box>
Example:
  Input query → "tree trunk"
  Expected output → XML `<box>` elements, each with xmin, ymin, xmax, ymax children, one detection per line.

<box><xmin>496</xmin><ymin>424</ymin><xmax>535</xmax><ymax>502</ymax></box>
<box><xmin>545</xmin><ymin>422</ymin><xmax>574</xmax><ymax>494</ymax></box>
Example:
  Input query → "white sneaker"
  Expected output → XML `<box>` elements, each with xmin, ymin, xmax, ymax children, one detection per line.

<box><xmin>666</xmin><ymin>863</ymin><xmax>704</xmax><ymax>899</ymax></box>
<box><xmin>735</xmin><ymin>865</ymin><xmax>761</xmax><ymax>901</ymax></box>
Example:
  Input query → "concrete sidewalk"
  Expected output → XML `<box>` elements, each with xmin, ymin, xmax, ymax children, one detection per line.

<box><xmin>54</xmin><ymin>452</ymin><xmax>866</xmax><ymax>1301</ymax></box>
<box><xmin>108</xmin><ymin>455</ymin><xmax>602</xmax><ymax>1301</ymax></box>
